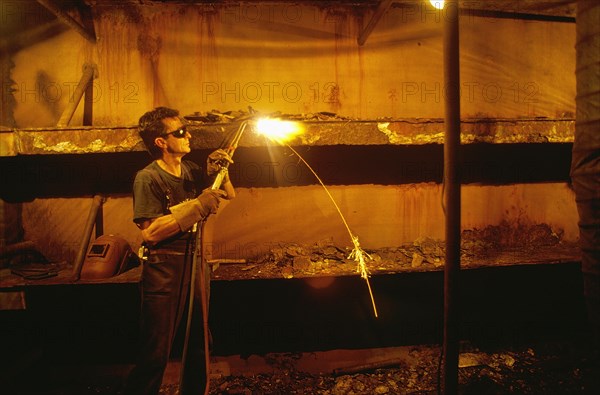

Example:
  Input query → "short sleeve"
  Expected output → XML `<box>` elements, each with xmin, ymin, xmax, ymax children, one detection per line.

<box><xmin>182</xmin><ymin>160</ymin><xmax>209</xmax><ymax>194</ymax></box>
<box><xmin>132</xmin><ymin>170</ymin><xmax>166</xmax><ymax>224</ymax></box>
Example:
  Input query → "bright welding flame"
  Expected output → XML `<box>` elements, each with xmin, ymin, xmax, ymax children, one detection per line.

<box><xmin>255</xmin><ymin>118</ymin><xmax>304</xmax><ymax>142</ymax></box>
<box><xmin>429</xmin><ymin>0</ymin><xmax>444</xmax><ymax>9</ymax></box>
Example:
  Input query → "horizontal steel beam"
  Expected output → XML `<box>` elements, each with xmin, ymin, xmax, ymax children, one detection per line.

<box><xmin>0</xmin><ymin>119</ymin><xmax>575</xmax><ymax>156</ymax></box>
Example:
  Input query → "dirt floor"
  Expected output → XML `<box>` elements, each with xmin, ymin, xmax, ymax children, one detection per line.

<box><xmin>202</xmin><ymin>336</ymin><xmax>599</xmax><ymax>395</ymax></box>
<box><xmin>140</xmin><ymin>332</ymin><xmax>600</xmax><ymax>395</ymax></box>
<box><xmin>4</xmin><ymin>333</ymin><xmax>599</xmax><ymax>395</ymax></box>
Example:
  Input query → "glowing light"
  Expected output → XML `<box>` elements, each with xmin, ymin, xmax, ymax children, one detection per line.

<box><xmin>255</xmin><ymin>118</ymin><xmax>304</xmax><ymax>142</ymax></box>
<box><xmin>305</xmin><ymin>276</ymin><xmax>336</xmax><ymax>289</ymax></box>
<box><xmin>429</xmin><ymin>0</ymin><xmax>444</xmax><ymax>9</ymax></box>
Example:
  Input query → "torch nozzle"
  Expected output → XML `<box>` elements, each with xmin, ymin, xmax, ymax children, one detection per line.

<box><xmin>211</xmin><ymin>120</ymin><xmax>248</xmax><ymax>191</ymax></box>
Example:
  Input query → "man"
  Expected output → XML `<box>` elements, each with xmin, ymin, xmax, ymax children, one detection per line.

<box><xmin>124</xmin><ymin>106</ymin><xmax>234</xmax><ymax>395</ymax></box>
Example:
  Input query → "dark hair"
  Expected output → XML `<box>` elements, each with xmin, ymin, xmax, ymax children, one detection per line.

<box><xmin>138</xmin><ymin>106</ymin><xmax>180</xmax><ymax>158</ymax></box>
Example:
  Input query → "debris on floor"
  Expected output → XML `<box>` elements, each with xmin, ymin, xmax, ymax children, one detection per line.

<box><xmin>201</xmin><ymin>336</ymin><xmax>599</xmax><ymax>394</ymax></box>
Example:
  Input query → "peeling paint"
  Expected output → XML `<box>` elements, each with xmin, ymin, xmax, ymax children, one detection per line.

<box><xmin>0</xmin><ymin>131</ymin><xmax>15</xmax><ymax>156</ymax></box>
<box><xmin>88</xmin><ymin>139</ymin><xmax>105</xmax><ymax>151</ymax></box>
<box><xmin>301</xmin><ymin>133</ymin><xmax>321</xmax><ymax>145</ymax></box>
<box><xmin>33</xmin><ymin>136</ymin><xmax>79</xmax><ymax>153</ymax></box>
<box><xmin>378</xmin><ymin>122</ymin><xmax>446</xmax><ymax>144</ymax></box>
<box><xmin>378</xmin><ymin>122</ymin><xmax>394</xmax><ymax>142</ymax></box>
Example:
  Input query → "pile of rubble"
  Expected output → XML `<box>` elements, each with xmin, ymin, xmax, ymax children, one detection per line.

<box><xmin>461</xmin><ymin>220</ymin><xmax>562</xmax><ymax>256</ymax></box>
<box><xmin>211</xmin><ymin>222</ymin><xmax>575</xmax><ymax>280</ymax></box>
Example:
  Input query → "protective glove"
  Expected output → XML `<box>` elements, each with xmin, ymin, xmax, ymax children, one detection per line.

<box><xmin>170</xmin><ymin>189</ymin><xmax>226</xmax><ymax>231</ymax></box>
<box><xmin>198</xmin><ymin>188</ymin><xmax>225</xmax><ymax>214</ymax></box>
<box><xmin>207</xmin><ymin>149</ymin><xmax>234</xmax><ymax>177</ymax></box>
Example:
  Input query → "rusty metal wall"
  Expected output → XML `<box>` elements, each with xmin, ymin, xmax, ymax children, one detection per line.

<box><xmin>8</xmin><ymin>3</ymin><xmax>576</xmax><ymax>127</ymax></box>
<box><xmin>2</xmin><ymin>2</ymin><xmax>582</xmax><ymax>268</ymax></box>
<box><xmin>572</xmin><ymin>0</ymin><xmax>600</xmax><ymax>332</ymax></box>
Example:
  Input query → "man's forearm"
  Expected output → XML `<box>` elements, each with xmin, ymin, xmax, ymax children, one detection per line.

<box><xmin>140</xmin><ymin>215</ymin><xmax>182</xmax><ymax>246</ymax></box>
<box><xmin>222</xmin><ymin>179</ymin><xmax>236</xmax><ymax>199</ymax></box>
<box><xmin>139</xmin><ymin>190</ymin><xmax>221</xmax><ymax>246</ymax></box>
<box><xmin>170</xmin><ymin>197</ymin><xmax>215</xmax><ymax>231</ymax></box>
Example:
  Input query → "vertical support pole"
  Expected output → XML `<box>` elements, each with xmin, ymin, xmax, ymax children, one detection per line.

<box><xmin>442</xmin><ymin>1</ymin><xmax>461</xmax><ymax>394</ymax></box>
<box><xmin>71</xmin><ymin>195</ymin><xmax>105</xmax><ymax>281</ymax></box>
<box><xmin>83</xmin><ymin>77</ymin><xmax>94</xmax><ymax>126</ymax></box>
<box><xmin>95</xmin><ymin>203</ymin><xmax>104</xmax><ymax>239</ymax></box>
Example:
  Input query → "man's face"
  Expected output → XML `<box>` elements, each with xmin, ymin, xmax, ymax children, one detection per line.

<box><xmin>157</xmin><ymin>116</ymin><xmax>191</xmax><ymax>156</ymax></box>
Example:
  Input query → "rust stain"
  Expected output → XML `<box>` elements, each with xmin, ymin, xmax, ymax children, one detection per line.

<box><xmin>357</xmin><ymin>18</ymin><xmax>365</xmax><ymax>120</ymax></box>
<box><xmin>94</xmin><ymin>10</ymin><xmax>144</xmax><ymax>120</ymax></box>
<box><xmin>137</xmin><ymin>26</ymin><xmax>165</xmax><ymax>107</ymax></box>
<box><xmin>194</xmin><ymin>7</ymin><xmax>220</xmax><ymax>90</ymax></box>
<box><xmin>328</xmin><ymin>8</ymin><xmax>345</xmax><ymax>114</ymax></box>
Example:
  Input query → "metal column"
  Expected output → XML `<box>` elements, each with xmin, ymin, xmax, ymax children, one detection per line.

<box><xmin>442</xmin><ymin>1</ymin><xmax>461</xmax><ymax>394</ymax></box>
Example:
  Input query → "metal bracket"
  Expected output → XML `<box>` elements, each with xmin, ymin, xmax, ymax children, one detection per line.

<box><xmin>36</xmin><ymin>0</ymin><xmax>97</xmax><ymax>43</ymax></box>
<box><xmin>57</xmin><ymin>63</ymin><xmax>99</xmax><ymax>127</ymax></box>
<box><xmin>358</xmin><ymin>0</ymin><xmax>394</xmax><ymax>46</ymax></box>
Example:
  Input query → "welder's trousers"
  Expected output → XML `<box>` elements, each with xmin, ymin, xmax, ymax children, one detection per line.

<box><xmin>124</xmin><ymin>244</ymin><xmax>210</xmax><ymax>395</ymax></box>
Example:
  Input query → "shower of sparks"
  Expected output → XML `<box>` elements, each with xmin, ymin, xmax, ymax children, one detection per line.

<box><xmin>347</xmin><ymin>235</ymin><xmax>378</xmax><ymax>318</ymax></box>
<box><xmin>256</xmin><ymin>118</ymin><xmax>379</xmax><ymax>318</ymax></box>
<box><xmin>285</xmin><ymin>145</ymin><xmax>379</xmax><ymax>318</ymax></box>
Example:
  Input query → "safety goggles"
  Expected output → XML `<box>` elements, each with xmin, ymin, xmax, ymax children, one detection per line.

<box><xmin>162</xmin><ymin>127</ymin><xmax>188</xmax><ymax>139</ymax></box>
